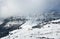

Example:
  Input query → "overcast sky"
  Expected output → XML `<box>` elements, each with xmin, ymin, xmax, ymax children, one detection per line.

<box><xmin>0</xmin><ymin>0</ymin><xmax>60</xmax><ymax>18</ymax></box>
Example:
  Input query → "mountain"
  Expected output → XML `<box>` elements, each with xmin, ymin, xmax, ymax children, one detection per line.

<box><xmin>1</xmin><ymin>19</ymin><xmax>60</xmax><ymax>39</ymax></box>
<box><xmin>0</xmin><ymin>16</ymin><xmax>27</xmax><ymax>38</ymax></box>
<box><xmin>0</xmin><ymin>10</ymin><xmax>60</xmax><ymax>39</ymax></box>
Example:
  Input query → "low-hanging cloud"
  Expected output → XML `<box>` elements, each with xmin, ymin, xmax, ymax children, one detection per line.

<box><xmin>0</xmin><ymin>0</ymin><xmax>60</xmax><ymax>18</ymax></box>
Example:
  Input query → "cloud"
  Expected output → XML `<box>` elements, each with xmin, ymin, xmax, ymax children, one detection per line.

<box><xmin>0</xmin><ymin>0</ymin><xmax>60</xmax><ymax>18</ymax></box>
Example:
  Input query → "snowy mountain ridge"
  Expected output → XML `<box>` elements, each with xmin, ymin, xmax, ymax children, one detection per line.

<box><xmin>1</xmin><ymin>19</ymin><xmax>60</xmax><ymax>39</ymax></box>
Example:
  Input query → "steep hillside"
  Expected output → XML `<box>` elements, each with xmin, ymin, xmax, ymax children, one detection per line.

<box><xmin>0</xmin><ymin>17</ymin><xmax>27</xmax><ymax>38</ymax></box>
<box><xmin>1</xmin><ymin>19</ymin><xmax>60</xmax><ymax>39</ymax></box>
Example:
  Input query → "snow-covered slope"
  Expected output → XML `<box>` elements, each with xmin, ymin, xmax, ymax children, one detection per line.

<box><xmin>1</xmin><ymin>19</ymin><xmax>60</xmax><ymax>39</ymax></box>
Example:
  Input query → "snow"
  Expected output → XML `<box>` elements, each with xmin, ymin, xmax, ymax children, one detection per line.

<box><xmin>1</xmin><ymin>19</ymin><xmax>60</xmax><ymax>39</ymax></box>
<box><xmin>51</xmin><ymin>19</ymin><xmax>60</xmax><ymax>22</ymax></box>
<box><xmin>21</xmin><ymin>20</ymin><xmax>37</xmax><ymax>30</ymax></box>
<box><xmin>39</xmin><ymin>24</ymin><xmax>60</xmax><ymax>38</ymax></box>
<box><xmin>4</xmin><ymin>21</ymin><xmax>23</xmax><ymax>27</ymax></box>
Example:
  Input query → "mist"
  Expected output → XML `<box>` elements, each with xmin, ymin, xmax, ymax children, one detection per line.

<box><xmin>0</xmin><ymin>0</ymin><xmax>60</xmax><ymax>18</ymax></box>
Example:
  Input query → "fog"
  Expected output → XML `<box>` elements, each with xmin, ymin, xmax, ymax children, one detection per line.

<box><xmin>0</xmin><ymin>0</ymin><xmax>60</xmax><ymax>18</ymax></box>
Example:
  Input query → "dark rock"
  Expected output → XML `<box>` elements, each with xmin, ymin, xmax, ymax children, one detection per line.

<box><xmin>32</xmin><ymin>24</ymin><xmax>42</xmax><ymax>29</ymax></box>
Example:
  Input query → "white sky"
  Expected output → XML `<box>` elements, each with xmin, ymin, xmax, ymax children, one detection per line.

<box><xmin>0</xmin><ymin>0</ymin><xmax>60</xmax><ymax>18</ymax></box>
